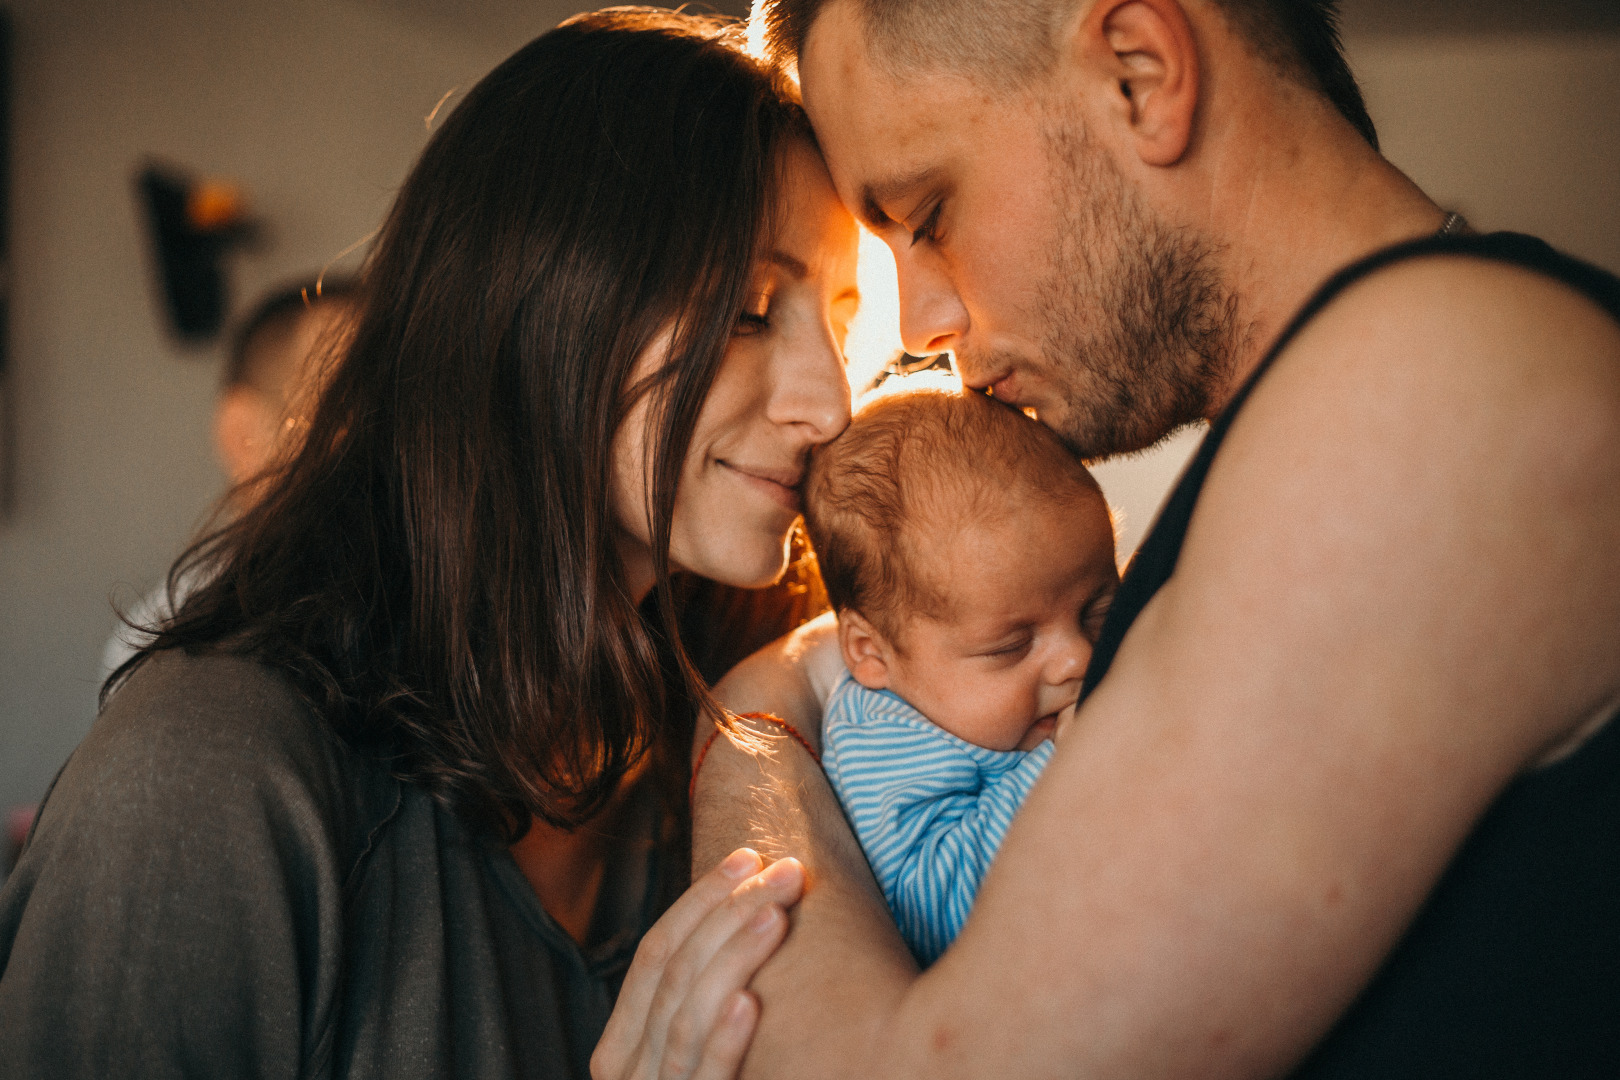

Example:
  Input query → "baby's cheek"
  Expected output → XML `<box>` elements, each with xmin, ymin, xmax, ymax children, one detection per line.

<box><xmin>974</xmin><ymin>677</ymin><xmax>1045</xmax><ymax>752</ymax></box>
<box><xmin>925</xmin><ymin>681</ymin><xmax>1005</xmax><ymax>749</ymax></box>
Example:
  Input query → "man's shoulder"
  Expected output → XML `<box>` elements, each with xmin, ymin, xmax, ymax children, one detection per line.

<box><xmin>1278</xmin><ymin>241</ymin><xmax>1620</xmax><ymax>402</ymax></box>
<box><xmin>1154</xmin><ymin>235</ymin><xmax>1620</xmax><ymax>770</ymax></box>
<box><xmin>1232</xmin><ymin>239</ymin><xmax>1620</xmax><ymax>488</ymax></box>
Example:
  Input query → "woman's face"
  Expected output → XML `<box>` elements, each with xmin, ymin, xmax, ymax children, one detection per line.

<box><xmin>615</xmin><ymin>139</ymin><xmax>859</xmax><ymax>596</ymax></box>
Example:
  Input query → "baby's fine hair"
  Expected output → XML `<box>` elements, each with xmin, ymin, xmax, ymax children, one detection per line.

<box><xmin>803</xmin><ymin>384</ymin><xmax>1102</xmax><ymax>641</ymax></box>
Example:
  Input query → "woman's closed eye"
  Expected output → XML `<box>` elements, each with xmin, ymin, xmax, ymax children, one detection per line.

<box><xmin>735</xmin><ymin>298</ymin><xmax>772</xmax><ymax>335</ymax></box>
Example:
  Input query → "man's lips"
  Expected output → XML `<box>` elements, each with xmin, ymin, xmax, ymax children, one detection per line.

<box><xmin>720</xmin><ymin>461</ymin><xmax>804</xmax><ymax>512</ymax></box>
<box><xmin>963</xmin><ymin>366</ymin><xmax>1024</xmax><ymax>408</ymax></box>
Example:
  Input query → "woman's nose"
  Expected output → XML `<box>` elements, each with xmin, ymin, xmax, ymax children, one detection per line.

<box><xmin>895</xmin><ymin>249</ymin><xmax>969</xmax><ymax>359</ymax></box>
<box><xmin>767</xmin><ymin>322</ymin><xmax>851</xmax><ymax>445</ymax></box>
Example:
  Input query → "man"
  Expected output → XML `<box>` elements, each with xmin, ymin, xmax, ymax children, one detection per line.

<box><xmin>101</xmin><ymin>279</ymin><xmax>355</xmax><ymax>680</ymax></box>
<box><xmin>595</xmin><ymin>1</ymin><xmax>1620</xmax><ymax>1076</ymax></box>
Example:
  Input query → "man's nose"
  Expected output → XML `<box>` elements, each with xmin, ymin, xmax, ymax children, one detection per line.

<box><xmin>895</xmin><ymin>250</ymin><xmax>969</xmax><ymax>358</ymax></box>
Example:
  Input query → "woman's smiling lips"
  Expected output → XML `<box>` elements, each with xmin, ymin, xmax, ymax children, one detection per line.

<box><xmin>720</xmin><ymin>460</ymin><xmax>804</xmax><ymax>512</ymax></box>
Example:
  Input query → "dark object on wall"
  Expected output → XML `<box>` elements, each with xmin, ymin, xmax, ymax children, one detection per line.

<box><xmin>136</xmin><ymin>163</ymin><xmax>256</xmax><ymax>342</ymax></box>
<box><xmin>1</xmin><ymin>11</ymin><xmax>14</xmax><ymax>519</ymax></box>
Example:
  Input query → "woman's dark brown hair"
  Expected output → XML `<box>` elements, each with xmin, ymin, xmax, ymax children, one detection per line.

<box><xmin>112</xmin><ymin>8</ymin><xmax>817</xmax><ymax>839</ymax></box>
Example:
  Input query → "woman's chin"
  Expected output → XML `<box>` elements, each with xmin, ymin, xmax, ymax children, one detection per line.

<box><xmin>700</xmin><ymin>558</ymin><xmax>789</xmax><ymax>590</ymax></box>
<box><xmin>675</xmin><ymin>537</ymin><xmax>793</xmax><ymax>590</ymax></box>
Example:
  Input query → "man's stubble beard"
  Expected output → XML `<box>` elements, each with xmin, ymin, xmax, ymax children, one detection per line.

<box><xmin>968</xmin><ymin>114</ymin><xmax>1240</xmax><ymax>461</ymax></box>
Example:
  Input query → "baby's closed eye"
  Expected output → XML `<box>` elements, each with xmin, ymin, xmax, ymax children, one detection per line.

<box><xmin>977</xmin><ymin>635</ymin><xmax>1033</xmax><ymax>664</ymax></box>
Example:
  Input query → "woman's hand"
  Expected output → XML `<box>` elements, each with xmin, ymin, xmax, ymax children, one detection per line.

<box><xmin>592</xmin><ymin>849</ymin><xmax>807</xmax><ymax>1080</ymax></box>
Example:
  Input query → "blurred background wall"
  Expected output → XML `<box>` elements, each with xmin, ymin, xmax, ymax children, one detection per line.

<box><xmin>1</xmin><ymin>0</ymin><xmax>1617</xmax><ymax>817</ymax></box>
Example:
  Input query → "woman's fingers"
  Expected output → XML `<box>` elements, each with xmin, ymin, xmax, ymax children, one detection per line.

<box><xmin>641</xmin><ymin>858</ymin><xmax>804</xmax><ymax>1061</ymax></box>
<box><xmin>595</xmin><ymin>848</ymin><xmax>763</xmax><ymax>1079</ymax></box>
<box><xmin>594</xmin><ymin>854</ymin><xmax>806</xmax><ymax>1080</ymax></box>
<box><xmin>689</xmin><ymin>992</ymin><xmax>762</xmax><ymax>1080</ymax></box>
<box><xmin>654</xmin><ymin>900</ymin><xmax>790</xmax><ymax>1077</ymax></box>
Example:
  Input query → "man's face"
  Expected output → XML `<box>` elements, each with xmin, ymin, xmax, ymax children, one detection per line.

<box><xmin>799</xmin><ymin>1</ymin><xmax>1235</xmax><ymax>459</ymax></box>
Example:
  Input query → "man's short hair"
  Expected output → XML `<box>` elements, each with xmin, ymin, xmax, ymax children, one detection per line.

<box><xmin>803</xmin><ymin>384</ymin><xmax>1101</xmax><ymax>643</ymax></box>
<box><xmin>224</xmin><ymin>276</ymin><xmax>358</xmax><ymax>397</ymax></box>
<box><xmin>762</xmin><ymin>0</ymin><xmax>1378</xmax><ymax>149</ymax></box>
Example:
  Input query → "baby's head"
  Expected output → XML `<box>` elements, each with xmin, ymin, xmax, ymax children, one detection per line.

<box><xmin>804</xmin><ymin>386</ymin><xmax>1119</xmax><ymax>751</ymax></box>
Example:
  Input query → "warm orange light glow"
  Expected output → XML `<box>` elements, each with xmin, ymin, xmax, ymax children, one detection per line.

<box><xmin>845</xmin><ymin>226</ymin><xmax>905</xmax><ymax>392</ymax></box>
<box><xmin>185</xmin><ymin>180</ymin><xmax>245</xmax><ymax>232</ymax></box>
<box><xmin>744</xmin><ymin>2</ymin><xmax>771</xmax><ymax>63</ymax></box>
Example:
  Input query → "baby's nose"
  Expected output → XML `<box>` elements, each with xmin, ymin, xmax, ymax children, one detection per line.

<box><xmin>1045</xmin><ymin>641</ymin><xmax>1092</xmax><ymax>685</ymax></box>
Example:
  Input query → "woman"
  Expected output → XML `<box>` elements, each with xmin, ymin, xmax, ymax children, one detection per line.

<box><xmin>0</xmin><ymin>10</ymin><xmax>855</xmax><ymax>1078</ymax></box>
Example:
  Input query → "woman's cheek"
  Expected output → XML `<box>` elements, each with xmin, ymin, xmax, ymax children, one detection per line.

<box><xmin>667</xmin><ymin>483</ymin><xmax>789</xmax><ymax>588</ymax></box>
<box><xmin>720</xmin><ymin>523</ymin><xmax>792</xmax><ymax>589</ymax></box>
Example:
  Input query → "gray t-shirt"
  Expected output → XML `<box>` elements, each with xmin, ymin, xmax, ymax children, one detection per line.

<box><xmin>0</xmin><ymin>650</ymin><xmax>677</xmax><ymax>1079</ymax></box>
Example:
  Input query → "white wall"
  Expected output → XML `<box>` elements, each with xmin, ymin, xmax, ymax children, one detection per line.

<box><xmin>1350</xmin><ymin>30</ymin><xmax>1620</xmax><ymax>270</ymax></box>
<box><xmin>2</xmin><ymin>3</ymin><xmax>1618</xmax><ymax>813</ymax></box>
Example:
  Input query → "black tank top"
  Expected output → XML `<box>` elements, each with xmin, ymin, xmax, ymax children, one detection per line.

<box><xmin>1079</xmin><ymin>232</ymin><xmax>1620</xmax><ymax>1077</ymax></box>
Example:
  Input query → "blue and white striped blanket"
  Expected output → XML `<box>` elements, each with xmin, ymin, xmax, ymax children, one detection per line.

<box><xmin>821</xmin><ymin>672</ymin><xmax>1055</xmax><ymax>965</ymax></box>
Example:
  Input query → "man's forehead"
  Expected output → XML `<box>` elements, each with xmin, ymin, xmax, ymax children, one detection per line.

<box><xmin>798</xmin><ymin>4</ymin><xmax>912</xmax><ymax>146</ymax></box>
<box><xmin>798</xmin><ymin>0</ymin><xmax>986</xmax><ymax>208</ymax></box>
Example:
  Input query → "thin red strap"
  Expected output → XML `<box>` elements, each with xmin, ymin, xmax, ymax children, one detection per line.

<box><xmin>689</xmin><ymin>712</ymin><xmax>819</xmax><ymax>803</ymax></box>
<box><xmin>737</xmin><ymin>712</ymin><xmax>819</xmax><ymax>763</ymax></box>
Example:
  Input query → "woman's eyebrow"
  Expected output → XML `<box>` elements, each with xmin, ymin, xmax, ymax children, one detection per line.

<box><xmin>768</xmin><ymin>251</ymin><xmax>810</xmax><ymax>278</ymax></box>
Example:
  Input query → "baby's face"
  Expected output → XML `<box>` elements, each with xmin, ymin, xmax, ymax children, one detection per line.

<box><xmin>882</xmin><ymin>491</ymin><xmax>1119</xmax><ymax>751</ymax></box>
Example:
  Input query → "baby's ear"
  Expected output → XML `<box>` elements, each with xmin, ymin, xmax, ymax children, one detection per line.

<box><xmin>838</xmin><ymin>609</ymin><xmax>892</xmax><ymax>690</ymax></box>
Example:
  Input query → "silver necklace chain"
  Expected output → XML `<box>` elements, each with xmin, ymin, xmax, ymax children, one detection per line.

<box><xmin>1436</xmin><ymin>210</ymin><xmax>1467</xmax><ymax>237</ymax></box>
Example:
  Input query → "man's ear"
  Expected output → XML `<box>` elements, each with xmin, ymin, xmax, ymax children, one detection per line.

<box><xmin>838</xmin><ymin>609</ymin><xmax>894</xmax><ymax>691</ymax></box>
<box><xmin>1072</xmin><ymin>0</ymin><xmax>1198</xmax><ymax>167</ymax></box>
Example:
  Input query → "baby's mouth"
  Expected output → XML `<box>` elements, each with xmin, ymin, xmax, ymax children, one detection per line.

<box><xmin>1018</xmin><ymin>713</ymin><xmax>1060</xmax><ymax>751</ymax></box>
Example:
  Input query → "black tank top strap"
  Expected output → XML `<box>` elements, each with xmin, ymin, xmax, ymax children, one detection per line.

<box><xmin>1072</xmin><ymin>230</ymin><xmax>1620</xmax><ymax>1077</ymax></box>
<box><xmin>1081</xmin><ymin>231</ymin><xmax>1620</xmax><ymax>697</ymax></box>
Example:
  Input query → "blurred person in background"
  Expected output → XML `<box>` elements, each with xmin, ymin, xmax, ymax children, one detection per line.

<box><xmin>99</xmin><ymin>278</ymin><xmax>357</xmax><ymax>681</ymax></box>
<box><xmin>3</xmin><ymin>285</ymin><xmax>354</xmax><ymax>883</ymax></box>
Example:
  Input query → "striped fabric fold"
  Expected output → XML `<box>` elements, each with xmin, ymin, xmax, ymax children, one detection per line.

<box><xmin>821</xmin><ymin>672</ymin><xmax>1055</xmax><ymax>965</ymax></box>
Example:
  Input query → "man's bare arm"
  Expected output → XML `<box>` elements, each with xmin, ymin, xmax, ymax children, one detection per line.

<box><xmin>689</xmin><ymin>711</ymin><xmax>918</xmax><ymax>1078</ymax></box>
<box><xmin>688</xmin><ymin>613</ymin><xmax>919</xmax><ymax>1077</ymax></box>
<box><xmin>689</xmin><ymin>261</ymin><xmax>1620</xmax><ymax>1079</ymax></box>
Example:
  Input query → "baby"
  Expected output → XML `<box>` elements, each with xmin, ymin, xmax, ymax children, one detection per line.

<box><xmin>803</xmin><ymin>384</ymin><xmax>1120</xmax><ymax>965</ymax></box>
